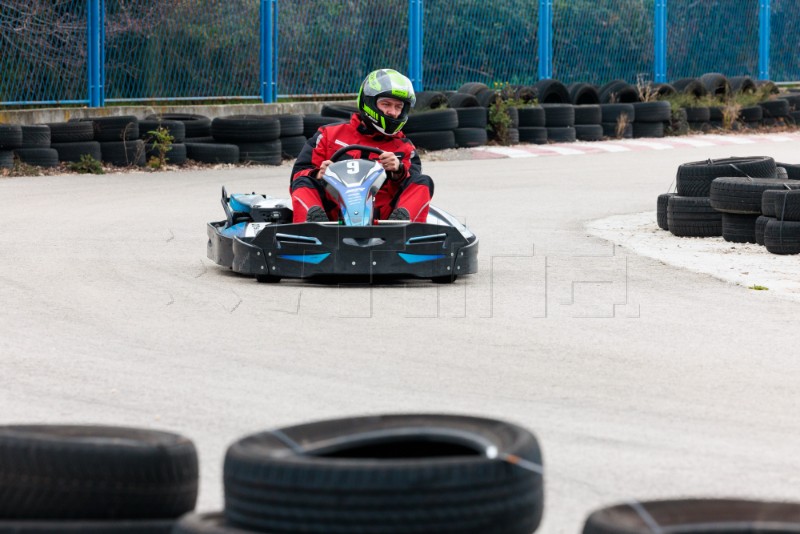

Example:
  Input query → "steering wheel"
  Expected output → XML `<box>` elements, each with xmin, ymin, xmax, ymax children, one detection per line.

<box><xmin>329</xmin><ymin>144</ymin><xmax>384</xmax><ymax>162</ymax></box>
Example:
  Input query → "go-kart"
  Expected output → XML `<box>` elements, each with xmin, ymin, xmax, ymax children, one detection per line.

<box><xmin>206</xmin><ymin>144</ymin><xmax>478</xmax><ymax>283</ymax></box>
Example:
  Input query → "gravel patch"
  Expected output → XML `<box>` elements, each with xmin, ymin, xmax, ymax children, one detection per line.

<box><xmin>586</xmin><ymin>211</ymin><xmax>800</xmax><ymax>303</ymax></box>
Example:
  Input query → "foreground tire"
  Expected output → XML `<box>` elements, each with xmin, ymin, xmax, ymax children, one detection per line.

<box><xmin>0</xmin><ymin>519</ymin><xmax>175</xmax><ymax>533</ymax></box>
<box><xmin>722</xmin><ymin>213</ymin><xmax>759</xmax><ymax>243</ymax></box>
<box><xmin>656</xmin><ymin>192</ymin><xmax>675</xmax><ymax>230</ymax></box>
<box><xmin>0</xmin><ymin>425</ymin><xmax>198</xmax><ymax>520</ymax></box>
<box><xmin>765</xmin><ymin>219</ymin><xmax>800</xmax><ymax>254</ymax></box>
<box><xmin>224</xmin><ymin>414</ymin><xmax>544</xmax><ymax>534</ymax></box>
<box><xmin>677</xmin><ymin>156</ymin><xmax>777</xmax><ymax>197</ymax></box>
<box><xmin>668</xmin><ymin>196</ymin><xmax>722</xmax><ymax>237</ymax></box>
<box><xmin>710</xmin><ymin>176</ymin><xmax>800</xmax><ymax>214</ymax></box>
<box><xmin>583</xmin><ymin>499</ymin><xmax>800</xmax><ymax>534</ymax></box>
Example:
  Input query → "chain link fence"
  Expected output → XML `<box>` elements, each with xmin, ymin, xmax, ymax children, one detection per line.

<box><xmin>1</xmin><ymin>1</ymin><xmax>798</xmax><ymax>106</ymax></box>
<box><xmin>0</xmin><ymin>0</ymin><xmax>88</xmax><ymax>104</ymax></box>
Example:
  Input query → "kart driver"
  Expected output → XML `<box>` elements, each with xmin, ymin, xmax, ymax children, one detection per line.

<box><xmin>290</xmin><ymin>69</ymin><xmax>434</xmax><ymax>223</ymax></box>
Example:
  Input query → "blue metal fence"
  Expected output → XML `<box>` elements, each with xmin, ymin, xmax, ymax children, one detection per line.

<box><xmin>1</xmin><ymin>0</ymin><xmax>799</xmax><ymax>107</ymax></box>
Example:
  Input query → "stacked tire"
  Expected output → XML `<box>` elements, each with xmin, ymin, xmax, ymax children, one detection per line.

<box><xmin>139</xmin><ymin>118</ymin><xmax>187</xmax><ymax>165</ymax></box>
<box><xmin>631</xmin><ymin>101</ymin><xmax>670</xmax><ymax>138</ymax></box>
<box><xmin>573</xmin><ymin>104</ymin><xmax>603</xmax><ymax>141</ymax></box>
<box><xmin>600</xmin><ymin>104</ymin><xmax>634</xmax><ymax>139</ymax></box>
<box><xmin>206</xmin><ymin>115</ymin><xmax>280</xmax><ymax>165</ymax></box>
<box><xmin>541</xmin><ymin>104</ymin><xmax>575</xmax><ymax>142</ymax></box>
<box><xmin>175</xmin><ymin>414</ymin><xmax>545</xmax><ymax>534</ymax></box>
<box><xmin>275</xmin><ymin>113</ymin><xmax>306</xmax><ymax>160</ymax></box>
<box><xmin>404</xmin><ymin>108</ymin><xmax>459</xmax><ymax>151</ymax></box>
<box><xmin>0</xmin><ymin>425</ymin><xmax>198</xmax><ymax>533</ymax></box>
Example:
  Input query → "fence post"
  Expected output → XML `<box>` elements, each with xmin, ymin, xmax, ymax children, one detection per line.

<box><xmin>537</xmin><ymin>0</ymin><xmax>552</xmax><ymax>80</ymax></box>
<box><xmin>654</xmin><ymin>0</ymin><xmax>667</xmax><ymax>83</ymax></box>
<box><xmin>87</xmin><ymin>0</ymin><xmax>105</xmax><ymax>107</ymax></box>
<box><xmin>758</xmin><ymin>0</ymin><xmax>770</xmax><ymax>80</ymax></box>
<box><xmin>408</xmin><ymin>0</ymin><xmax>423</xmax><ymax>91</ymax></box>
<box><xmin>260</xmin><ymin>0</ymin><xmax>277</xmax><ymax>103</ymax></box>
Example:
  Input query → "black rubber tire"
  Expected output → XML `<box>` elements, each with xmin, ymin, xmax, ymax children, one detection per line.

<box><xmin>446</xmin><ymin>93</ymin><xmax>480</xmax><ymax>108</ymax></box>
<box><xmin>776</xmin><ymin>162</ymin><xmax>800</xmax><ymax>180</ymax></box>
<box><xmin>671</xmin><ymin>77</ymin><xmax>708</xmax><ymax>98</ymax></box>
<box><xmin>651</xmin><ymin>83</ymin><xmax>677</xmax><ymax>97</ymax></box>
<box><xmin>760</xmin><ymin>99</ymin><xmax>790</xmax><ymax>118</ymax></box>
<box><xmin>739</xmin><ymin>105</ymin><xmax>763</xmax><ymax>122</ymax></box>
<box><xmin>414</xmin><ymin>91</ymin><xmax>449</xmax><ymax>110</ymax></box>
<box><xmin>52</xmin><ymin>141</ymin><xmax>103</xmax><ymax>163</ymax></box>
<box><xmin>773</xmin><ymin>190</ymin><xmax>800</xmax><ymax>221</ymax></box>
<box><xmin>100</xmin><ymin>140</ymin><xmax>146</xmax><ymax>167</ymax></box>
<box><xmin>575</xmin><ymin>124</ymin><xmax>603</xmax><ymax>141</ymax></box>
<box><xmin>677</xmin><ymin>156</ymin><xmax>777</xmax><ymax>197</ymax></box>
<box><xmin>506</xmin><ymin>107</ymin><xmax>520</xmax><ymax>128</ymax></box>
<box><xmin>302</xmin><ymin>115</ymin><xmax>345</xmax><ymax>138</ymax></box>
<box><xmin>145</xmin><ymin>143</ymin><xmax>187</xmax><ymax>166</ymax></box>
<box><xmin>405</xmin><ymin>109</ymin><xmax>458</xmax><ymax>133</ymax></box>
<box><xmin>453</xmin><ymin>128</ymin><xmax>488</xmax><ymax>148</ymax></box>
<box><xmin>540</xmin><ymin>104</ymin><xmax>575</xmax><ymax>127</ymax></box>
<box><xmin>280</xmin><ymin>135</ymin><xmax>307</xmax><ymax>159</ymax></box>
<box><xmin>782</xmin><ymin>93</ymin><xmax>800</xmax><ymax>110</ymax></box>
<box><xmin>632</xmin><ymin>101</ymin><xmax>671</xmax><ymax>122</ymax></box>
<box><xmin>722</xmin><ymin>212</ymin><xmax>760</xmax><ymax>243</ymax></box>
<box><xmin>755</xmin><ymin>215</ymin><xmax>772</xmax><ymax>245</ymax></box>
<box><xmin>547</xmin><ymin>126</ymin><xmax>576</xmax><ymax>143</ymax></box>
<box><xmin>475</xmin><ymin>89</ymin><xmax>502</xmax><ymax>108</ymax></box>
<box><xmin>455</xmin><ymin>107</ymin><xmax>487</xmax><ymax>129</ymax></box>
<box><xmin>568</xmin><ymin>83</ymin><xmax>600</xmax><ymax>105</ymax></box>
<box><xmin>600</xmin><ymin>104</ymin><xmax>635</xmax><ymax>123</ymax></box>
<box><xmin>599</xmin><ymin>80</ymin><xmax>639</xmax><ymax>103</ymax></box>
<box><xmin>729</xmin><ymin>75</ymin><xmax>757</xmax><ymax>94</ymax></box>
<box><xmin>185</xmin><ymin>137</ymin><xmax>216</xmax><ymax>144</ymax></box>
<box><xmin>683</xmin><ymin>107</ymin><xmax>710</xmax><ymax>122</ymax></box>
<box><xmin>632</xmin><ymin>121</ymin><xmax>664</xmax><ymax>138</ymax></box>
<box><xmin>457</xmin><ymin>82</ymin><xmax>490</xmax><ymax>96</ymax></box>
<box><xmin>320</xmin><ymin>104</ymin><xmax>358</xmax><ymax>119</ymax></box>
<box><xmin>138</xmin><ymin>120</ymin><xmax>186</xmax><ymax>143</ymax></box>
<box><xmin>776</xmin><ymin>167</ymin><xmax>789</xmax><ymax>180</ymax></box>
<box><xmin>0</xmin><ymin>519</ymin><xmax>175</xmax><ymax>533</ymax></box>
<box><xmin>667</xmin><ymin>196</ymin><xmax>722</xmax><ymax>237</ymax></box>
<box><xmin>517</xmin><ymin>127</ymin><xmax>548</xmax><ymax>144</ymax></box>
<box><xmin>235</xmin><ymin>140</ymin><xmax>282</xmax><ymax>165</ymax></box>
<box><xmin>271</xmin><ymin>114</ymin><xmax>303</xmax><ymax>137</ymax></box>
<box><xmin>512</xmin><ymin>85</ymin><xmax>537</xmax><ymax>104</ymax></box>
<box><xmin>710</xmin><ymin>176</ymin><xmax>799</xmax><ymax>215</ymax></box>
<box><xmin>0</xmin><ymin>150</ymin><xmax>14</xmax><ymax>169</ymax></box>
<box><xmin>699</xmin><ymin>72</ymin><xmax>730</xmax><ymax>97</ymax></box>
<box><xmin>223</xmin><ymin>414</ymin><xmax>544</xmax><ymax>534</ymax></box>
<box><xmin>765</xmin><ymin>219</ymin><xmax>800</xmax><ymax>254</ymax></box>
<box><xmin>533</xmin><ymin>78</ymin><xmax>570</xmax><ymax>103</ymax></box>
<box><xmin>255</xmin><ymin>274</ymin><xmax>281</xmax><ymax>283</ymax></box>
<box><xmin>574</xmin><ymin>105</ymin><xmax>601</xmax><ymax>125</ymax></box>
<box><xmin>583</xmin><ymin>499</ymin><xmax>800</xmax><ymax>534</ymax></box>
<box><xmin>761</xmin><ymin>189</ymin><xmax>784</xmax><ymax>217</ymax></box>
<box><xmin>47</xmin><ymin>122</ymin><xmax>96</xmax><ymax>143</ymax></box>
<box><xmin>145</xmin><ymin>114</ymin><xmax>211</xmax><ymax>138</ymax></box>
<box><xmin>21</xmin><ymin>125</ymin><xmax>51</xmax><ymax>148</ymax></box>
<box><xmin>185</xmin><ymin>143</ymin><xmax>240</xmax><ymax>164</ymax></box>
<box><xmin>507</xmin><ymin>128</ymin><xmax>520</xmax><ymax>145</ymax></box>
<box><xmin>0</xmin><ymin>124</ymin><xmax>23</xmax><ymax>149</ymax></box>
<box><xmin>80</xmin><ymin>116</ymin><xmax>139</xmax><ymax>142</ymax></box>
<box><xmin>404</xmin><ymin>130</ymin><xmax>457</xmax><ymax>151</ymax></box>
<box><xmin>13</xmin><ymin>148</ymin><xmax>59</xmax><ymax>167</ymax></box>
<box><xmin>517</xmin><ymin>107</ymin><xmax>546</xmax><ymax>127</ymax></box>
<box><xmin>212</xmin><ymin>116</ymin><xmax>280</xmax><ymax>142</ymax></box>
<box><xmin>657</xmin><ymin>193</ymin><xmax>675</xmax><ymax>230</ymax></box>
<box><xmin>601</xmin><ymin>122</ymin><xmax>633</xmax><ymax>139</ymax></box>
<box><xmin>758</xmin><ymin>80</ymin><xmax>781</xmax><ymax>95</ymax></box>
<box><xmin>173</xmin><ymin>512</ymin><xmax>252</xmax><ymax>534</ymax></box>
<box><xmin>0</xmin><ymin>425</ymin><xmax>198</xmax><ymax>520</ymax></box>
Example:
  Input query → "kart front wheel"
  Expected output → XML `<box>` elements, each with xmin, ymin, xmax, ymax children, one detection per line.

<box><xmin>256</xmin><ymin>274</ymin><xmax>281</xmax><ymax>284</ymax></box>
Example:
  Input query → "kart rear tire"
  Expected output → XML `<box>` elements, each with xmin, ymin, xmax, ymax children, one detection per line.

<box><xmin>256</xmin><ymin>274</ymin><xmax>281</xmax><ymax>283</ymax></box>
<box><xmin>0</xmin><ymin>519</ymin><xmax>175</xmax><ymax>533</ymax></box>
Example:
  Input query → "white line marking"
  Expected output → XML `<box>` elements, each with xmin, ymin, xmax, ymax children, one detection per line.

<box><xmin>667</xmin><ymin>137</ymin><xmax>716</xmax><ymax>147</ymax></box>
<box><xmin>531</xmin><ymin>145</ymin><xmax>586</xmax><ymax>155</ymax></box>
<box><xmin>583</xmin><ymin>142</ymin><xmax>632</xmax><ymax>153</ymax></box>
<box><xmin>621</xmin><ymin>140</ymin><xmax>674</xmax><ymax>150</ymax></box>
<box><xmin>482</xmin><ymin>147</ymin><xmax>538</xmax><ymax>158</ymax></box>
<box><xmin>702</xmin><ymin>134</ymin><xmax>756</xmax><ymax>144</ymax></box>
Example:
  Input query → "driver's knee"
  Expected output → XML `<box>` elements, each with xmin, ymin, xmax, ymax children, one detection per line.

<box><xmin>409</xmin><ymin>174</ymin><xmax>434</xmax><ymax>197</ymax></box>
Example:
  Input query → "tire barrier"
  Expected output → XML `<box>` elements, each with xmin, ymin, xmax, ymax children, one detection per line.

<box><xmin>583</xmin><ymin>499</ymin><xmax>800</xmax><ymax>534</ymax></box>
<box><xmin>223</xmin><ymin>414</ymin><xmax>544</xmax><ymax>534</ymax></box>
<box><xmin>658</xmin><ymin>155</ymin><xmax>800</xmax><ymax>255</ymax></box>
<box><xmin>5</xmin><ymin>72</ymin><xmax>800</xmax><ymax>173</ymax></box>
<box><xmin>0</xmin><ymin>425</ymin><xmax>198</xmax><ymax>523</ymax></box>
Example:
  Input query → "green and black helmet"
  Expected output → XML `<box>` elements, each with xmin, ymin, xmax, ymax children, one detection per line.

<box><xmin>357</xmin><ymin>69</ymin><xmax>416</xmax><ymax>136</ymax></box>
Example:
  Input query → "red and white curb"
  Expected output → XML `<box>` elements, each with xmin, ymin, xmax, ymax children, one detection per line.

<box><xmin>470</xmin><ymin>132</ymin><xmax>800</xmax><ymax>159</ymax></box>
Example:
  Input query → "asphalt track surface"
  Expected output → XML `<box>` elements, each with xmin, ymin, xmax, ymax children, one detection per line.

<box><xmin>2</xmin><ymin>138</ymin><xmax>800</xmax><ymax>533</ymax></box>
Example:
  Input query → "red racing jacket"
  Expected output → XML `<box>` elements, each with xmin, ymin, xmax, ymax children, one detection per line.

<box><xmin>290</xmin><ymin>114</ymin><xmax>432</xmax><ymax>222</ymax></box>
